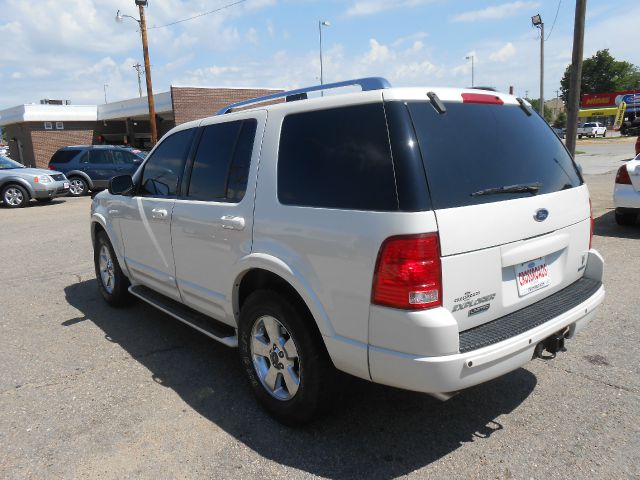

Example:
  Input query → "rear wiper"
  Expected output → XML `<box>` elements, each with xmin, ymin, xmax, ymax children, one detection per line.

<box><xmin>471</xmin><ymin>182</ymin><xmax>542</xmax><ymax>197</ymax></box>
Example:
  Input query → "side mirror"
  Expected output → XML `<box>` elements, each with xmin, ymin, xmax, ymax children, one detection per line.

<box><xmin>109</xmin><ymin>174</ymin><xmax>134</xmax><ymax>196</ymax></box>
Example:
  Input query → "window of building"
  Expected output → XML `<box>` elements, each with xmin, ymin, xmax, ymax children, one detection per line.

<box><xmin>277</xmin><ymin>104</ymin><xmax>397</xmax><ymax>211</ymax></box>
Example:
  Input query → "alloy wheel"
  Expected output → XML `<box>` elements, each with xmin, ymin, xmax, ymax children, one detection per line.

<box><xmin>250</xmin><ymin>315</ymin><xmax>301</xmax><ymax>400</ymax></box>
<box><xmin>3</xmin><ymin>187</ymin><xmax>24</xmax><ymax>207</ymax></box>
<box><xmin>98</xmin><ymin>244</ymin><xmax>115</xmax><ymax>294</ymax></box>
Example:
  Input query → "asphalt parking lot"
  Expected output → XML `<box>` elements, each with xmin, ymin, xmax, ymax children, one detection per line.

<box><xmin>1</xmin><ymin>154</ymin><xmax>639</xmax><ymax>478</ymax></box>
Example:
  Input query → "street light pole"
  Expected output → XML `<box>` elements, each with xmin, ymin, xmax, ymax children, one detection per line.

<box><xmin>465</xmin><ymin>55</ymin><xmax>475</xmax><ymax>87</ymax></box>
<box><xmin>116</xmin><ymin>1</ymin><xmax>157</xmax><ymax>146</ymax></box>
<box><xmin>532</xmin><ymin>14</ymin><xmax>544</xmax><ymax>116</ymax></box>
<box><xmin>103</xmin><ymin>83</ymin><xmax>109</xmax><ymax>104</ymax></box>
<box><xmin>318</xmin><ymin>20</ymin><xmax>330</xmax><ymax>88</ymax></box>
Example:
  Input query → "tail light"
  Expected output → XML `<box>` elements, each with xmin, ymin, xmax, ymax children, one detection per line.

<box><xmin>48</xmin><ymin>165</ymin><xmax>55</xmax><ymax>170</ymax></box>
<box><xmin>372</xmin><ymin>233</ymin><xmax>442</xmax><ymax>310</ymax></box>
<box><xmin>615</xmin><ymin>165</ymin><xmax>632</xmax><ymax>185</ymax></box>
<box><xmin>589</xmin><ymin>199</ymin><xmax>594</xmax><ymax>249</ymax></box>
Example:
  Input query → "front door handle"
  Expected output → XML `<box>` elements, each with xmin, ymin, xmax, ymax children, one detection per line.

<box><xmin>151</xmin><ymin>208</ymin><xmax>168</xmax><ymax>220</ymax></box>
<box><xmin>220</xmin><ymin>215</ymin><xmax>245</xmax><ymax>231</ymax></box>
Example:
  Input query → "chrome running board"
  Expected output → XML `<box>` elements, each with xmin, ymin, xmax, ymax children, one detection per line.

<box><xmin>129</xmin><ymin>285</ymin><xmax>238</xmax><ymax>348</ymax></box>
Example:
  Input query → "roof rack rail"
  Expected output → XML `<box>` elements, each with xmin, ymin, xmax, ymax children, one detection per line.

<box><xmin>216</xmin><ymin>77</ymin><xmax>391</xmax><ymax>115</ymax></box>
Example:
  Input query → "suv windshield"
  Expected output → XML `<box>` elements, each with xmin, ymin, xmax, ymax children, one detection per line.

<box><xmin>0</xmin><ymin>156</ymin><xmax>24</xmax><ymax>169</ymax></box>
<box><xmin>405</xmin><ymin>101</ymin><xmax>582</xmax><ymax>210</ymax></box>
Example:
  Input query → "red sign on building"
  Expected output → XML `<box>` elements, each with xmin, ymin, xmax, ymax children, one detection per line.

<box><xmin>581</xmin><ymin>90</ymin><xmax>640</xmax><ymax>108</ymax></box>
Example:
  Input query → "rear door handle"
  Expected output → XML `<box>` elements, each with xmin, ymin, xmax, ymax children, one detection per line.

<box><xmin>220</xmin><ymin>215</ymin><xmax>246</xmax><ymax>231</ymax></box>
<box><xmin>151</xmin><ymin>208</ymin><xmax>168</xmax><ymax>220</ymax></box>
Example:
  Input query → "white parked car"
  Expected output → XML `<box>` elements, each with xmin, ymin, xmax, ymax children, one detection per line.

<box><xmin>577</xmin><ymin>122</ymin><xmax>607</xmax><ymax>138</ymax></box>
<box><xmin>613</xmin><ymin>156</ymin><xmax>640</xmax><ymax>225</ymax></box>
<box><xmin>91</xmin><ymin>78</ymin><xmax>605</xmax><ymax>424</ymax></box>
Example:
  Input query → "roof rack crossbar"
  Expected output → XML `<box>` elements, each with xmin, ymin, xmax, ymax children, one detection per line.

<box><xmin>216</xmin><ymin>77</ymin><xmax>391</xmax><ymax>115</ymax></box>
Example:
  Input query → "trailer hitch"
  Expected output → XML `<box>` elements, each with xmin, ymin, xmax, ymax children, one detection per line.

<box><xmin>534</xmin><ymin>330</ymin><xmax>569</xmax><ymax>360</ymax></box>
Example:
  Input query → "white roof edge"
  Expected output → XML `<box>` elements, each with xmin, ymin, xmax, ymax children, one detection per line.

<box><xmin>98</xmin><ymin>91</ymin><xmax>173</xmax><ymax>120</ymax></box>
<box><xmin>0</xmin><ymin>104</ymin><xmax>97</xmax><ymax>126</ymax></box>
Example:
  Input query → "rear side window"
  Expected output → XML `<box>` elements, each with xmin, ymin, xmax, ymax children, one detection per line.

<box><xmin>140</xmin><ymin>129</ymin><xmax>194</xmax><ymax>197</ymax></box>
<box><xmin>406</xmin><ymin>101</ymin><xmax>582</xmax><ymax>210</ymax></box>
<box><xmin>186</xmin><ymin>119</ymin><xmax>257</xmax><ymax>202</ymax></box>
<box><xmin>112</xmin><ymin>150</ymin><xmax>138</xmax><ymax>165</ymax></box>
<box><xmin>89</xmin><ymin>150</ymin><xmax>113</xmax><ymax>164</ymax></box>
<box><xmin>277</xmin><ymin>103</ymin><xmax>397</xmax><ymax>211</ymax></box>
<box><xmin>50</xmin><ymin>149</ymin><xmax>80</xmax><ymax>164</ymax></box>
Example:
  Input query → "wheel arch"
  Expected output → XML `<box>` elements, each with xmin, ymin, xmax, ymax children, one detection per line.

<box><xmin>65</xmin><ymin>170</ymin><xmax>94</xmax><ymax>189</ymax></box>
<box><xmin>91</xmin><ymin>215</ymin><xmax>130</xmax><ymax>279</ymax></box>
<box><xmin>231</xmin><ymin>257</ymin><xmax>336</xmax><ymax>340</ymax></box>
<box><xmin>0</xmin><ymin>177</ymin><xmax>34</xmax><ymax>198</ymax></box>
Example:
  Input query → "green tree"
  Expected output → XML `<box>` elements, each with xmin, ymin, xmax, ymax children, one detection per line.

<box><xmin>527</xmin><ymin>98</ymin><xmax>554</xmax><ymax>123</ymax></box>
<box><xmin>560</xmin><ymin>49</ymin><xmax>640</xmax><ymax>103</ymax></box>
<box><xmin>553</xmin><ymin>110</ymin><xmax>567</xmax><ymax>128</ymax></box>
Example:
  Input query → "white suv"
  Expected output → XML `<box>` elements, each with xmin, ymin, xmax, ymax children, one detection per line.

<box><xmin>91</xmin><ymin>78</ymin><xmax>605</xmax><ymax>424</ymax></box>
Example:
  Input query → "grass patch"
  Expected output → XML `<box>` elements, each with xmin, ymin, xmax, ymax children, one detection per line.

<box><xmin>575</xmin><ymin>150</ymin><xmax>586</xmax><ymax>155</ymax></box>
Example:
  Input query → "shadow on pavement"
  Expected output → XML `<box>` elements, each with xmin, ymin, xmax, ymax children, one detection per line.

<box><xmin>594</xmin><ymin>210</ymin><xmax>640</xmax><ymax>240</ymax></box>
<box><xmin>64</xmin><ymin>279</ymin><xmax>536</xmax><ymax>480</ymax></box>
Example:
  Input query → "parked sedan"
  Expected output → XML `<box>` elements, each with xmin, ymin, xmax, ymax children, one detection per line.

<box><xmin>613</xmin><ymin>156</ymin><xmax>640</xmax><ymax>225</ymax></box>
<box><xmin>0</xmin><ymin>156</ymin><xmax>69</xmax><ymax>208</ymax></box>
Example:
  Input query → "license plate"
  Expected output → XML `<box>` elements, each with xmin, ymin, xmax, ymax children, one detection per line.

<box><xmin>515</xmin><ymin>257</ymin><xmax>550</xmax><ymax>297</ymax></box>
<box><xmin>63</xmin><ymin>182</ymin><xmax>69</xmax><ymax>189</ymax></box>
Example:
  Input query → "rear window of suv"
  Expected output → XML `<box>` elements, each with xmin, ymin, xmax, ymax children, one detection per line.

<box><xmin>50</xmin><ymin>149</ymin><xmax>81</xmax><ymax>164</ymax></box>
<box><xmin>406</xmin><ymin>101</ymin><xmax>582</xmax><ymax>210</ymax></box>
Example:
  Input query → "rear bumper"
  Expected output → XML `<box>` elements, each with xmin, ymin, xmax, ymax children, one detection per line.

<box><xmin>368</xmin><ymin>250</ymin><xmax>605</xmax><ymax>395</ymax></box>
<box><xmin>613</xmin><ymin>184</ymin><xmax>640</xmax><ymax>209</ymax></box>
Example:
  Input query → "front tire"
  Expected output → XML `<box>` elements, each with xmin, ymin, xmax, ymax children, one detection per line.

<box><xmin>239</xmin><ymin>290</ymin><xmax>334</xmax><ymax>425</ymax></box>
<box><xmin>68</xmin><ymin>177</ymin><xmax>88</xmax><ymax>197</ymax></box>
<box><xmin>94</xmin><ymin>231</ymin><xmax>131</xmax><ymax>306</ymax></box>
<box><xmin>2</xmin><ymin>184</ymin><xmax>29</xmax><ymax>208</ymax></box>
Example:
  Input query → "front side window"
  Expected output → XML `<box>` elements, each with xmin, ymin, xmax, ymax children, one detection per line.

<box><xmin>277</xmin><ymin>103</ymin><xmax>397</xmax><ymax>211</ymax></box>
<box><xmin>112</xmin><ymin>150</ymin><xmax>137</xmax><ymax>165</ymax></box>
<box><xmin>140</xmin><ymin>129</ymin><xmax>194</xmax><ymax>197</ymax></box>
<box><xmin>186</xmin><ymin>119</ymin><xmax>257</xmax><ymax>202</ymax></box>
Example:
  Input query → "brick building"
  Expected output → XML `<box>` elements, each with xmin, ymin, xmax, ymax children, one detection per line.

<box><xmin>0</xmin><ymin>86</ymin><xmax>280</xmax><ymax>168</ymax></box>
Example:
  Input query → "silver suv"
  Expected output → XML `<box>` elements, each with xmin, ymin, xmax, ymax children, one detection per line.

<box><xmin>91</xmin><ymin>78</ymin><xmax>605</xmax><ymax>424</ymax></box>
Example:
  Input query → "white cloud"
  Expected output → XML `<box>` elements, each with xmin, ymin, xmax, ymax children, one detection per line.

<box><xmin>346</xmin><ymin>0</ymin><xmax>435</xmax><ymax>17</ymax></box>
<box><xmin>451</xmin><ymin>1</ymin><xmax>540</xmax><ymax>23</ymax></box>
<box><xmin>362</xmin><ymin>39</ymin><xmax>394</xmax><ymax>64</ymax></box>
<box><xmin>489</xmin><ymin>42</ymin><xmax>516</xmax><ymax>62</ymax></box>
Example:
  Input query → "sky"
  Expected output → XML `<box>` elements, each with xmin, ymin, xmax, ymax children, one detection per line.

<box><xmin>0</xmin><ymin>0</ymin><xmax>639</xmax><ymax>108</ymax></box>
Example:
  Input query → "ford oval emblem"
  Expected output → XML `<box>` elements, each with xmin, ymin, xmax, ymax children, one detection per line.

<box><xmin>534</xmin><ymin>208</ymin><xmax>549</xmax><ymax>222</ymax></box>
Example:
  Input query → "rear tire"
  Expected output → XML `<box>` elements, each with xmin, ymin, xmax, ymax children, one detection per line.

<box><xmin>68</xmin><ymin>177</ymin><xmax>88</xmax><ymax>197</ymax></box>
<box><xmin>238</xmin><ymin>290</ymin><xmax>334</xmax><ymax>425</ymax></box>
<box><xmin>578</xmin><ymin>134</ymin><xmax>583</xmax><ymax>139</ymax></box>
<box><xmin>2</xmin><ymin>184</ymin><xmax>29</xmax><ymax>208</ymax></box>
<box><xmin>615</xmin><ymin>210</ymin><xmax>637</xmax><ymax>226</ymax></box>
<box><xmin>94</xmin><ymin>231</ymin><xmax>132</xmax><ymax>306</ymax></box>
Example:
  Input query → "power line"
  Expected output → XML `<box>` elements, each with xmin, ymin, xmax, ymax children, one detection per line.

<box><xmin>148</xmin><ymin>0</ymin><xmax>247</xmax><ymax>30</ymax></box>
<box><xmin>545</xmin><ymin>0</ymin><xmax>562</xmax><ymax>41</ymax></box>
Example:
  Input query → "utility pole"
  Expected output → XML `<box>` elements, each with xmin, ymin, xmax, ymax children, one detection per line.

<box><xmin>133</xmin><ymin>62</ymin><xmax>144</xmax><ymax>98</ymax></box>
<box><xmin>566</xmin><ymin>0</ymin><xmax>587</xmax><ymax>158</ymax></box>
<box><xmin>531</xmin><ymin>14</ymin><xmax>544</xmax><ymax>116</ymax></box>
<box><xmin>138</xmin><ymin>2</ymin><xmax>157</xmax><ymax>146</ymax></box>
<box><xmin>103</xmin><ymin>83</ymin><xmax>109</xmax><ymax>104</ymax></box>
